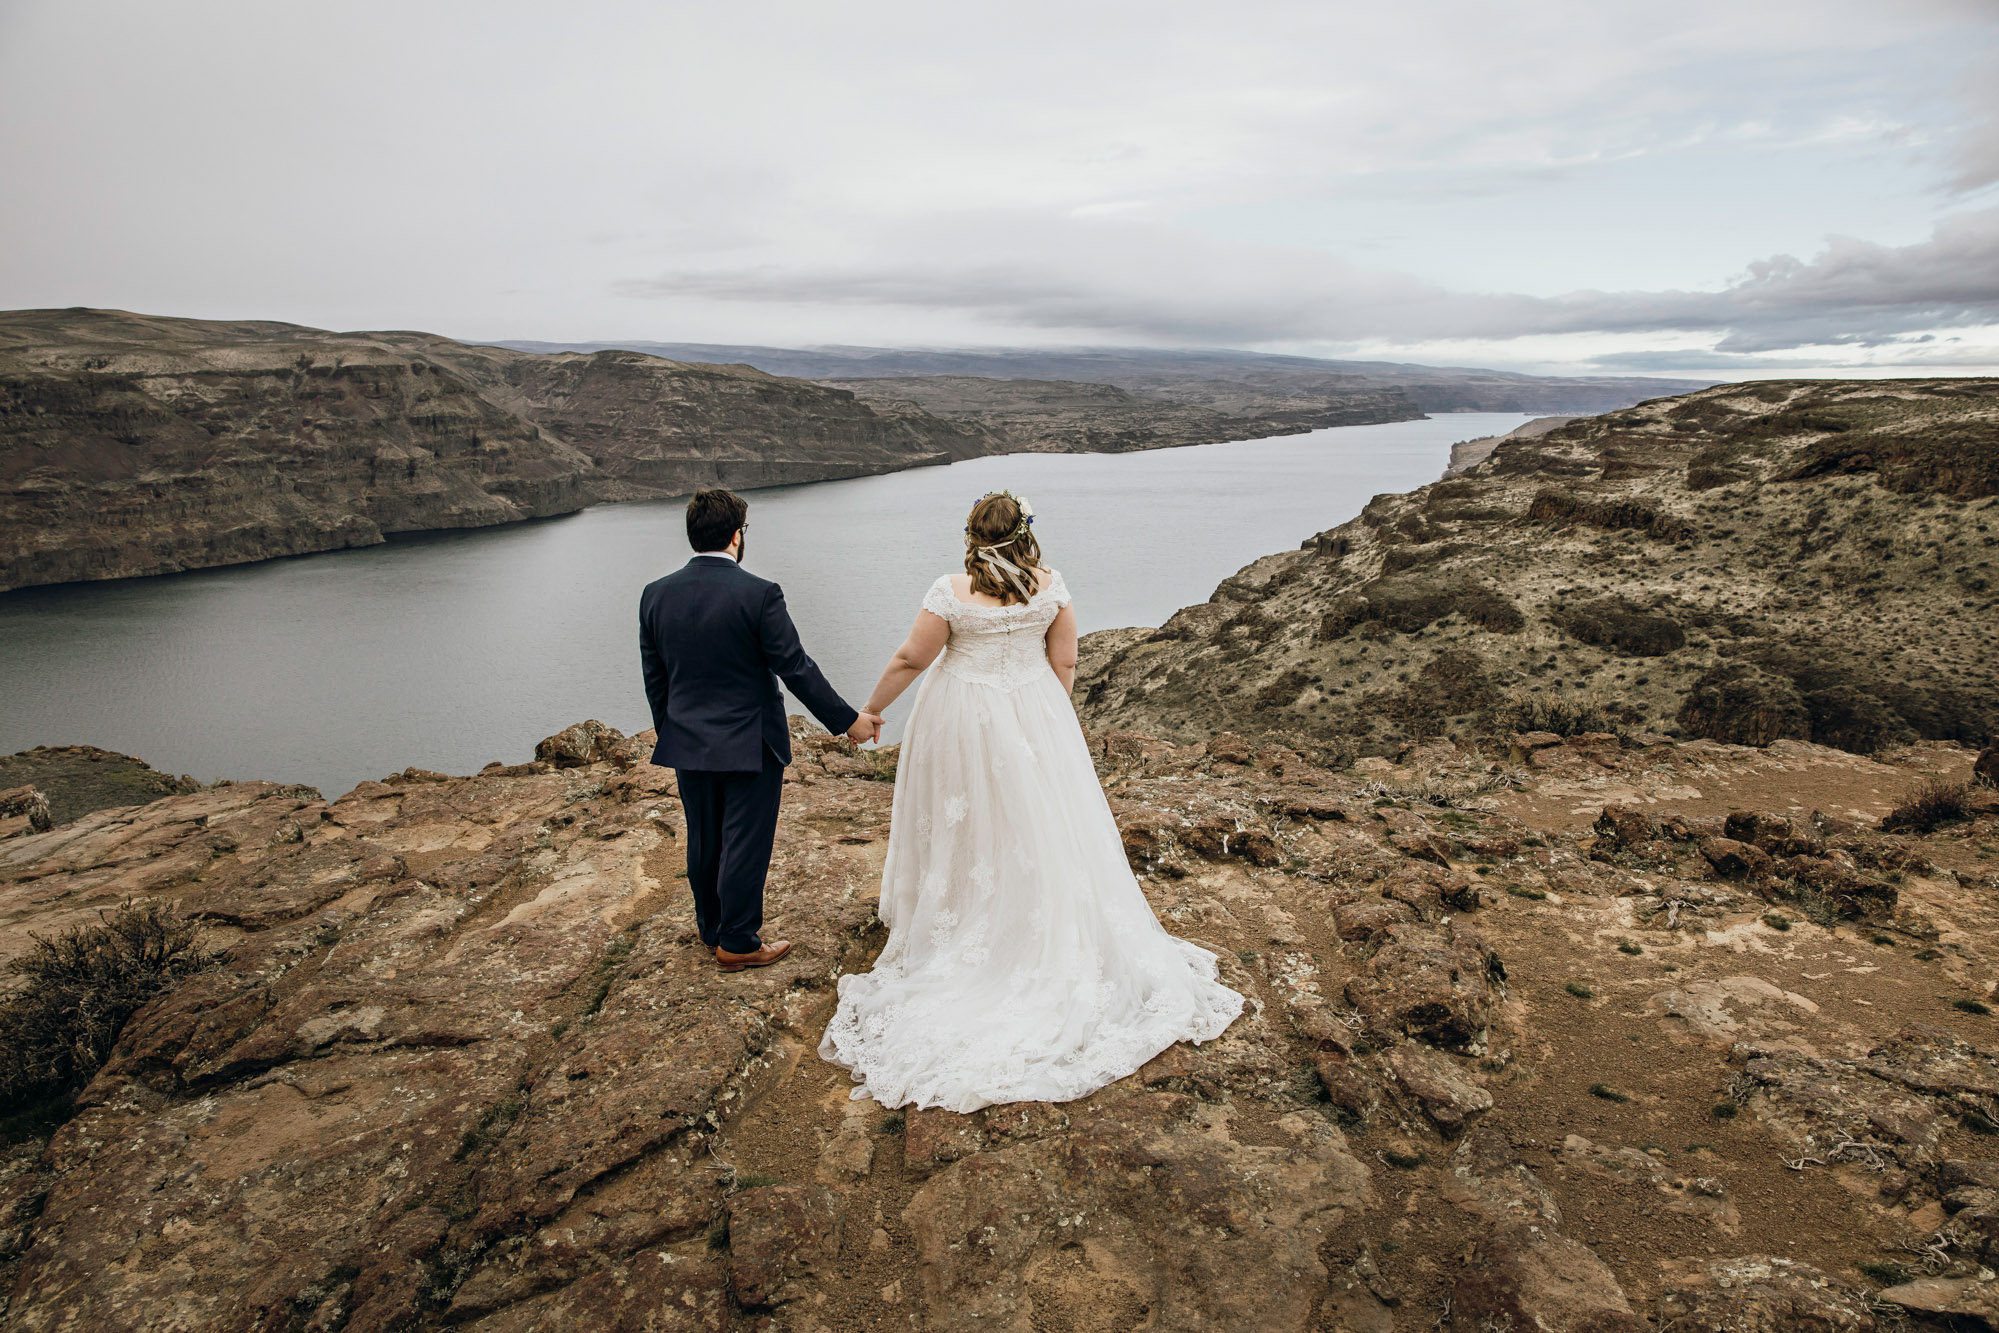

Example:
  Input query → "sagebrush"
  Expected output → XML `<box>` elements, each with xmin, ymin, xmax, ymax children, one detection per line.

<box><xmin>1880</xmin><ymin>778</ymin><xmax>1972</xmax><ymax>834</ymax></box>
<box><xmin>0</xmin><ymin>901</ymin><xmax>217</xmax><ymax>1111</ymax></box>
<box><xmin>1492</xmin><ymin>691</ymin><xmax>1625</xmax><ymax>738</ymax></box>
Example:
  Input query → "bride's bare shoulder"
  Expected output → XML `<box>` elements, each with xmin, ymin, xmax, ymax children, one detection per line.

<box><xmin>1035</xmin><ymin>566</ymin><xmax>1058</xmax><ymax>590</ymax></box>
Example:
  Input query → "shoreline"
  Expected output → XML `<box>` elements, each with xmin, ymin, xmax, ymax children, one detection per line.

<box><xmin>0</xmin><ymin>413</ymin><xmax>1518</xmax><ymax>798</ymax></box>
<box><xmin>1</xmin><ymin>410</ymin><xmax>1436</xmax><ymax>597</ymax></box>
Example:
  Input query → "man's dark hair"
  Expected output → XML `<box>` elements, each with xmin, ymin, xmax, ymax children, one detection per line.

<box><xmin>686</xmin><ymin>489</ymin><xmax>748</xmax><ymax>553</ymax></box>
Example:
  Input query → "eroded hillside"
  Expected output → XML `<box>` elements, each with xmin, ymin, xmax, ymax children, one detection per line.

<box><xmin>0</xmin><ymin>310</ymin><xmax>988</xmax><ymax>591</ymax></box>
<box><xmin>1075</xmin><ymin>379</ymin><xmax>1999</xmax><ymax>759</ymax></box>
<box><xmin>818</xmin><ymin>374</ymin><xmax>1419</xmax><ymax>453</ymax></box>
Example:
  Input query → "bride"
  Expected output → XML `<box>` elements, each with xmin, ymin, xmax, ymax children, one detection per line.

<box><xmin>818</xmin><ymin>491</ymin><xmax>1243</xmax><ymax>1112</ymax></box>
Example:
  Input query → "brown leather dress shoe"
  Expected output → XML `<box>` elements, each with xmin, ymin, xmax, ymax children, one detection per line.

<box><xmin>714</xmin><ymin>939</ymin><xmax>791</xmax><ymax>972</ymax></box>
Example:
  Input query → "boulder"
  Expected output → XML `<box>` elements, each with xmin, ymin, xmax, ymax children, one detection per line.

<box><xmin>1391</xmin><ymin>830</ymin><xmax>1454</xmax><ymax>866</ymax></box>
<box><xmin>1699</xmin><ymin>836</ymin><xmax>1775</xmax><ymax>881</ymax></box>
<box><xmin>1345</xmin><ymin>921</ymin><xmax>1504</xmax><ymax>1051</ymax></box>
<box><xmin>1509</xmin><ymin>732</ymin><xmax>1565</xmax><ymax>760</ymax></box>
<box><xmin>1388</xmin><ymin>1041</ymin><xmax>1493</xmax><ymax>1132</ymax></box>
<box><xmin>1724</xmin><ymin>811</ymin><xmax>1825</xmax><ymax>858</ymax></box>
<box><xmin>0</xmin><ymin>784</ymin><xmax>53</xmax><ymax>835</ymax></box>
<box><xmin>1207</xmin><ymin>732</ymin><xmax>1254</xmax><ymax>766</ymax></box>
<box><xmin>1940</xmin><ymin>1160</ymin><xmax>1999</xmax><ymax>1193</ymax></box>
<box><xmin>1450</xmin><ymin>1222</ymin><xmax>1646</xmax><ymax>1333</ymax></box>
<box><xmin>1594</xmin><ymin>803</ymin><xmax>1657</xmax><ymax>847</ymax></box>
<box><xmin>1774</xmin><ymin>856</ymin><xmax>1897</xmax><ymax>921</ymax></box>
<box><xmin>1182</xmin><ymin>818</ymin><xmax>1281</xmax><ymax>867</ymax></box>
<box><xmin>1312</xmin><ymin>1052</ymin><xmax>1381</xmax><ymax>1122</ymax></box>
<box><xmin>1656</xmin><ymin>1257</ymin><xmax>1875</xmax><ymax>1333</ymax></box>
<box><xmin>533</xmin><ymin>719</ymin><xmax>640</xmax><ymax>769</ymax></box>
<box><xmin>1879</xmin><ymin>1275</ymin><xmax>1999</xmax><ymax>1327</ymax></box>
<box><xmin>1336</xmin><ymin>899</ymin><xmax>1420</xmax><ymax>942</ymax></box>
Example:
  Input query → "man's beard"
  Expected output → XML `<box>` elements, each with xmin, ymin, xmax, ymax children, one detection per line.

<box><xmin>735</xmin><ymin>532</ymin><xmax>747</xmax><ymax>564</ymax></box>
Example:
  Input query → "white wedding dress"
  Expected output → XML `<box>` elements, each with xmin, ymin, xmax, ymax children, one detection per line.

<box><xmin>818</xmin><ymin>570</ymin><xmax>1244</xmax><ymax>1112</ymax></box>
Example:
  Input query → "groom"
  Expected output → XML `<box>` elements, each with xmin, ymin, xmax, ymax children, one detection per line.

<box><xmin>640</xmin><ymin>489</ymin><xmax>881</xmax><ymax>971</ymax></box>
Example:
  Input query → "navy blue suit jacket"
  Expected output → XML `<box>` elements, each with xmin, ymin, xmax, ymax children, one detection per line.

<box><xmin>639</xmin><ymin>555</ymin><xmax>859</xmax><ymax>771</ymax></box>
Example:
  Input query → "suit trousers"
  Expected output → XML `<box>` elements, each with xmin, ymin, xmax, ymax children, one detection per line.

<box><xmin>675</xmin><ymin>746</ymin><xmax>784</xmax><ymax>954</ymax></box>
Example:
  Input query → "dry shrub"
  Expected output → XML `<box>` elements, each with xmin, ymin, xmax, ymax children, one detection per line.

<box><xmin>1665</xmin><ymin>398</ymin><xmax>1749</xmax><ymax>430</ymax></box>
<box><xmin>0</xmin><ymin>901</ymin><xmax>218</xmax><ymax>1111</ymax></box>
<box><xmin>1492</xmin><ymin>691</ymin><xmax>1625</xmax><ymax>737</ymax></box>
<box><xmin>1255</xmin><ymin>669</ymin><xmax>1312</xmax><ymax>711</ymax></box>
<box><xmin>1378</xmin><ymin>650</ymin><xmax>1500</xmax><ymax>732</ymax></box>
<box><xmin>1799</xmin><ymin>685</ymin><xmax>1906</xmax><ymax>756</ymax></box>
<box><xmin>1782</xmin><ymin>422</ymin><xmax>1999</xmax><ymax>499</ymax></box>
<box><xmin>1684</xmin><ymin>464</ymin><xmax>1745</xmax><ymax>492</ymax></box>
<box><xmin>1527</xmin><ymin>490</ymin><xmax>1695</xmax><ymax>542</ymax></box>
<box><xmin>1880</xmin><ymin>779</ymin><xmax>1973</xmax><ymax>834</ymax></box>
<box><xmin>1553</xmin><ymin>598</ymin><xmax>1686</xmax><ymax>657</ymax></box>
<box><xmin>1320</xmin><ymin>576</ymin><xmax>1524</xmax><ymax>640</ymax></box>
<box><xmin>1675</xmin><ymin>664</ymin><xmax>1810</xmax><ymax>747</ymax></box>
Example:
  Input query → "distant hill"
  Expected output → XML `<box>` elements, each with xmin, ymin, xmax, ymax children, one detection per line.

<box><xmin>1075</xmin><ymin>377</ymin><xmax>1999</xmax><ymax>756</ymax></box>
<box><xmin>494</xmin><ymin>340</ymin><xmax>1713</xmax><ymax>415</ymax></box>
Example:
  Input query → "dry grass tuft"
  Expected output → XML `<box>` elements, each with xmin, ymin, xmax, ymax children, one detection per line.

<box><xmin>1880</xmin><ymin>778</ymin><xmax>1973</xmax><ymax>834</ymax></box>
<box><xmin>1493</xmin><ymin>692</ymin><xmax>1624</xmax><ymax>738</ymax></box>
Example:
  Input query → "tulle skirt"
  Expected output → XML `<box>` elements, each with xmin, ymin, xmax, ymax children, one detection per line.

<box><xmin>818</xmin><ymin>661</ymin><xmax>1244</xmax><ymax>1112</ymax></box>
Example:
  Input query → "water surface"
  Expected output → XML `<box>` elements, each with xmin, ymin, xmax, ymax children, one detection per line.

<box><xmin>0</xmin><ymin>414</ymin><xmax>1528</xmax><ymax>796</ymax></box>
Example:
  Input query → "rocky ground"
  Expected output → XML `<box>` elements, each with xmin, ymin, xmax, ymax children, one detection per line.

<box><xmin>2</xmin><ymin>717</ymin><xmax>1997</xmax><ymax>1331</ymax></box>
<box><xmin>1074</xmin><ymin>378</ymin><xmax>1999</xmax><ymax>760</ymax></box>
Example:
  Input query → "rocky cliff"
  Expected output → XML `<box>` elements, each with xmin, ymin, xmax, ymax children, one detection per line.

<box><xmin>504</xmin><ymin>341</ymin><xmax>1711</xmax><ymax>416</ymax></box>
<box><xmin>0</xmin><ymin>310</ymin><xmax>993</xmax><ymax>592</ymax></box>
<box><xmin>0</xmin><ymin>311</ymin><xmax>599</xmax><ymax>591</ymax></box>
<box><xmin>818</xmin><ymin>374</ymin><xmax>1420</xmax><ymax>453</ymax></box>
<box><xmin>399</xmin><ymin>339</ymin><xmax>997</xmax><ymax>494</ymax></box>
<box><xmin>1</xmin><ymin>719</ymin><xmax>1996</xmax><ymax>1330</ymax></box>
<box><xmin>1075</xmin><ymin>379</ymin><xmax>1999</xmax><ymax>758</ymax></box>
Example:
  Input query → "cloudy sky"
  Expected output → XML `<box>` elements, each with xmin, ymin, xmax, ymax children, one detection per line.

<box><xmin>3</xmin><ymin>0</ymin><xmax>1997</xmax><ymax>376</ymax></box>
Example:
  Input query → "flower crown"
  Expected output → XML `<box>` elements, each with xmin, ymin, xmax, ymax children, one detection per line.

<box><xmin>967</xmin><ymin>490</ymin><xmax>1035</xmax><ymax>546</ymax></box>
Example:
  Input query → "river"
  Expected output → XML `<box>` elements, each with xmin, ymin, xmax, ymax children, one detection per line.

<box><xmin>0</xmin><ymin>414</ymin><xmax>1529</xmax><ymax>798</ymax></box>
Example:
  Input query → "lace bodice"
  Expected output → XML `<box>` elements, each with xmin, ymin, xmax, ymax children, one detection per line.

<box><xmin>920</xmin><ymin>571</ymin><xmax>1072</xmax><ymax>690</ymax></box>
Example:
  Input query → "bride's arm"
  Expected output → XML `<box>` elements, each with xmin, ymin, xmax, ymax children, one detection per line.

<box><xmin>861</xmin><ymin>610</ymin><xmax>950</xmax><ymax>718</ymax></box>
<box><xmin>1045</xmin><ymin>605</ymin><xmax>1078</xmax><ymax>694</ymax></box>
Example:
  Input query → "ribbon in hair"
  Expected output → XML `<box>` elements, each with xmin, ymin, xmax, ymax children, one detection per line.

<box><xmin>975</xmin><ymin>544</ymin><xmax>1035</xmax><ymax>601</ymax></box>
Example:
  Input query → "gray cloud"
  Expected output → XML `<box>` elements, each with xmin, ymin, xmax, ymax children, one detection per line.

<box><xmin>621</xmin><ymin>206</ymin><xmax>1999</xmax><ymax>354</ymax></box>
<box><xmin>3</xmin><ymin>0</ymin><xmax>1997</xmax><ymax>368</ymax></box>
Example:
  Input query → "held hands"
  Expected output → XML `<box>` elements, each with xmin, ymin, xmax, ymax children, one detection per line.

<box><xmin>846</xmin><ymin>710</ymin><xmax>884</xmax><ymax>746</ymax></box>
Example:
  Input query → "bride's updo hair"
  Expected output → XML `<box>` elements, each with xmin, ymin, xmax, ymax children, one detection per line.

<box><xmin>963</xmin><ymin>492</ymin><xmax>1043</xmax><ymax>605</ymax></box>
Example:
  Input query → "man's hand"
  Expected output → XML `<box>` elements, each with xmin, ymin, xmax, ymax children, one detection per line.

<box><xmin>846</xmin><ymin>712</ymin><xmax>883</xmax><ymax>745</ymax></box>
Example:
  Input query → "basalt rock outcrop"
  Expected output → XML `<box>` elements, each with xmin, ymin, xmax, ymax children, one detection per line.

<box><xmin>0</xmin><ymin>744</ymin><xmax>203</xmax><ymax>826</ymax></box>
<box><xmin>1</xmin><ymin>717</ymin><xmax>1994</xmax><ymax>1329</ymax></box>
<box><xmin>1075</xmin><ymin>379</ymin><xmax>1999</xmax><ymax>758</ymax></box>
<box><xmin>504</xmin><ymin>341</ymin><xmax>1710</xmax><ymax>416</ymax></box>
<box><xmin>818</xmin><ymin>374</ymin><xmax>1421</xmax><ymax>454</ymax></box>
<box><xmin>0</xmin><ymin>309</ymin><xmax>993</xmax><ymax>591</ymax></box>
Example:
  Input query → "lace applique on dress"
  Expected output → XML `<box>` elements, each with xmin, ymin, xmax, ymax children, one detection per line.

<box><xmin>926</xmin><ymin>572</ymin><xmax>1072</xmax><ymax>691</ymax></box>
